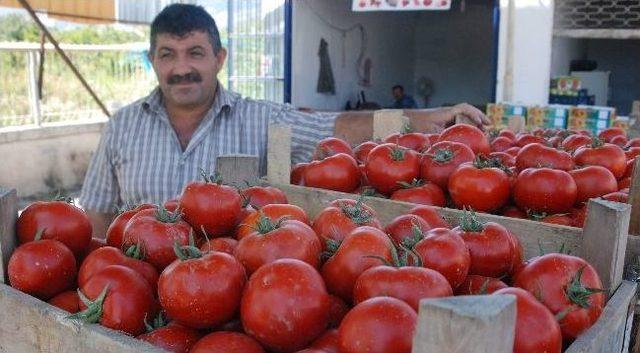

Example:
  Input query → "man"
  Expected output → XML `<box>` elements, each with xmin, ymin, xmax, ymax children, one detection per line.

<box><xmin>80</xmin><ymin>4</ymin><xmax>488</xmax><ymax>237</ymax></box>
<box><xmin>391</xmin><ymin>85</ymin><xmax>418</xmax><ymax>109</ymax></box>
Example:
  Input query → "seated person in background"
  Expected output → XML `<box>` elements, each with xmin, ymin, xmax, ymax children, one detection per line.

<box><xmin>391</xmin><ymin>85</ymin><xmax>417</xmax><ymax>109</ymax></box>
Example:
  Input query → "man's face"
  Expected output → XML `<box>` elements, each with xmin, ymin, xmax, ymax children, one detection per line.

<box><xmin>393</xmin><ymin>88</ymin><xmax>403</xmax><ymax>100</ymax></box>
<box><xmin>150</xmin><ymin>31</ymin><xmax>226</xmax><ymax>109</ymax></box>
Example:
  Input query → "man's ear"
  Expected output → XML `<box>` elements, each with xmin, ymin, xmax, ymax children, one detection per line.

<box><xmin>147</xmin><ymin>50</ymin><xmax>154</xmax><ymax>63</ymax></box>
<box><xmin>215</xmin><ymin>47</ymin><xmax>228</xmax><ymax>72</ymax></box>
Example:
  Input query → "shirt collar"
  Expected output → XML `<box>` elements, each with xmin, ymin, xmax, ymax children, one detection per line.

<box><xmin>141</xmin><ymin>83</ymin><xmax>238</xmax><ymax>117</ymax></box>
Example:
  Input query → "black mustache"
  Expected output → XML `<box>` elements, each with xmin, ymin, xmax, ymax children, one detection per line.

<box><xmin>168</xmin><ymin>72</ymin><xmax>202</xmax><ymax>85</ymax></box>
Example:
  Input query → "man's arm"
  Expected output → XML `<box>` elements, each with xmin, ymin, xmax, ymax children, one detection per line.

<box><xmin>86</xmin><ymin>211</ymin><xmax>115</xmax><ymax>239</ymax></box>
<box><xmin>333</xmin><ymin>103</ymin><xmax>490</xmax><ymax>145</ymax></box>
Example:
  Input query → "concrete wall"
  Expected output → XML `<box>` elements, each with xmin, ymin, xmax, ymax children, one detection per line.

<box><xmin>411</xmin><ymin>2</ymin><xmax>495</xmax><ymax>107</ymax></box>
<box><xmin>0</xmin><ymin>121</ymin><xmax>105</xmax><ymax>197</ymax></box>
<box><xmin>496</xmin><ymin>0</ymin><xmax>554</xmax><ymax>105</ymax></box>
<box><xmin>551</xmin><ymin>37</ymin><xmax>586</xmax><ymax>77</ymax></box>
<box><xmin>292</xmin><ymin>0</ymin><xmax>416</xmax><ymax>110</ymax></box>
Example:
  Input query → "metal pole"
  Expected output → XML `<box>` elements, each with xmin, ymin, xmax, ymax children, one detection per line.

<box><xmin>17</xmin><ymin>0</ymin><xmax>111</xmax><ymax>118</ymax></box>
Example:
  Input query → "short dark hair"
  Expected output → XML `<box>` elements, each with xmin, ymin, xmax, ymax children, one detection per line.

<box><xmin>150</xmin><ymin>4</ymin><xmax>222</xmax><ymax>54</ymax></box>
<box><xmin>392</xmin><ymin>85</ymin><xmax>404</xmax><ymax>92</ymax></box>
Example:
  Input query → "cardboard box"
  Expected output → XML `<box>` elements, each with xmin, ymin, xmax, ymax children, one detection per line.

<box><xmin>486</xmin><ymin>103</ymin><xmax>527</xmax><ymax>129</ymax></box>
<box><xmin>527</xmin><ymin>105</ymin><xmax>569</xmax><ymax>129</ymax></box>
<box><xmin>567</xmin><ymin>106</ymin><xmax>616</xmax><ymax>134</ymax></box>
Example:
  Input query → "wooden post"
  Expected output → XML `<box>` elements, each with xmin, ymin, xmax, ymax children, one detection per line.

<box><xmin>507</xmin><ymin>116</ymin><xmax>525</xmax><ymax>133</ymax></box>
<box><xmin>412</xmin><ymin>295</ymin><xmax>516</xmax><ymax>353</ymax></box>
<box><xmin>628</xmin><ymin>157</ymin><xmax>640</xmax><ymax>236</ymax></box>
<box><xmin>373</xmin><ymin>110</ymin><xmax>408</xmax><ymax>140</ymax></box>
<box><xmin>0</xmin><ymin>188</ymin><xmax>18</xmax><ymax>283</ymax></box>
<box><xmin>215</xmin><ymin>155</ymin><xmax>260</xmax><ymax>187</ymax></box>
<box><xmin>581</xmin><ymin>199</ymin><xmax>631</xmax><ymax>296</ymax></box>
<box><xmin>267</xmin><ymin>124</ymin><xmax>292</xmax><ymax>185</ymax></box>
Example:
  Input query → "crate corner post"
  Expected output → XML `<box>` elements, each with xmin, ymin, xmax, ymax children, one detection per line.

<box><xmin>215</xmin><ymin>155</ymin><xmax>260</xmax><ymax>187</ymax></box>
<box><xmin>372</xmin><ymin>109</ymin><xmax>407</xmax><ymax>140</ymax></box>
<box><xmin>267</xmin><ymin>124</ymin><xmax>292</xmax><ymax>185</ymax></box>
<box><xmin>0</xmin><ymin>187</ymin><xmax>18</xmax><ymax>283</ymax></box>
<box><xmin>628</xmin><ymin>156</ymin><xmax>640</xmax><ymax>236</ymax></box>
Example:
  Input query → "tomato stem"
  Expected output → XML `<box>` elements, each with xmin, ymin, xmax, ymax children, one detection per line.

<box><xmin>429</xmin><ymin>148</ymin><xmax>455</xmax><ymax>164</ymax></box>
<box><xmin>200</xmin><ymin>168</ymin><xmax>223</xmax><ymax>184</ymax></box>
<box><xmin>458</xmin><ymin>208</ymin><xmax>485</xmax><ymax>233</ymax></box>
<box><xmin>389</xmin><ymin>145</ymin><xmax>406</xmax><ymax>162</ymax></box>
<box><xmin>565</xmin><ymin>266</ymin><xmax>605</xmax><ymax>309</ymax></box>
<box><xmin>401</xmin><ymin>223</ymin><xmax>425</xmax><ymax>250</ymax></box>
<box><xmin>339</xmin><ymin>196</ymin><xmax>373</xmax><ymax>225</ymax></box>
<box><xmin>67</xmin><ymin>286</ymin><xmax>109</xmax><ymax>324</ymax></box>
<box><xmin>154</xmin><ymin>206</ymin><xmax>182</xmax><ymax>223</ymax></box>
<box><xmin>401</xmin><ymin>122</ymin><xmax>413</xmax><ymax>134</ymax></box>
<box><xmin>173</xmin><ymin>240</ymin><xmax>203</xmax><ymax>261</ymax></box>
<box><xmin>396</xmin><ymin>179</ymin><xmax>424</xmax><ymax>189</ymax></box>
<box><xmin>125</xmin><ymin>244</ymin><xmax>144</xmax><ymax>260</ymax></box>
<box><xmin>144</xmin><ymin>312</ymin><xmax>167</xmax><ymax>333</ymax></box>
<box><xmin>33</xmin><ymin>228</ymin><xmax>45</xmax><ymax>242</ymax></box>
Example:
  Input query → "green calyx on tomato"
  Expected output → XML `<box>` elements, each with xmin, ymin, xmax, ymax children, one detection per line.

<box><xmin>124</xmin><ymin>244</ymin><xmax>144</xmax><ymax>260</ymax></box>
<box><xmin>338</xmin><ymin>196</ymin><xmax>373</xmax><ymax>225</ymax></box>
<box><xmin>397</xmin><ymin>178</ymin><xmax>424</xmax><ymax>189</ymax></box>
<box><xmin>144</xmin><ymin>311</ymin><xmax>168</xmax><ymax>333</ymax></box>
<box><xmin>401</xmin><ymin>122</ymin><xmax>413</xmax><ymax>134</ymax></box>
<box><xmin>173</xmin><ymin>231</ymin><xmax>202</xmax><ymax>261</ymax></box>
<box><xmin>401</xmin><ymin>224</ymin><xmax>425</xmax><ymax>249</ymax></box>
<box><xmin>364</xmin><ymin>241</ymin><xmax>422</xmax><ymax>268</ymax></box>
<box><xmin>68</xmin><ymin>285</ymin><xmax>109</xmax><ymax>324</ymax></box>
<box><xmin>154</xmin><ymin>206</ymin><xmax>182</xmax><ymax>224</ymax></box>
<box><xmin>321</xmin><ymin>238</ymin><xmax>342</xmax><ymax>261</ymax></box>
<box><xmin>33</xmin><ymin>228</ymin><xmax>45</xmax><ymax>242</ymax></box>
<box><xmin>458</xmin><ymin>208</ymin><xmax>485</xmax><ymax>233</ymax></box>
<box><xmin>254</xmin><ymin>214</ymin><xmax>288</xmax><ymax>235</ymax></box>
<box><xmin>51</xmin><ymin>190</ymin><xmax>74</xmax><ymax>204</ymax></box>
<box><xmin>390</xmin><ymin>145</ymin><xmax>407</xmax><ymax>161</ymax></box>
<box><xmin>565</xmin><ymin>266</ymin><xmax>605</xmax><ymax>309</ymax></box>
<box><xmin>590</xmin><ymin>138</ymin><xmax>604</xmax><ymax>148</ymax></box>
<box><xmin>429</xmin><ymin>148</ymin><xmax>455</xmax><ymax>164</ymax></box>
<box><xmin>199</xmin><ymin>168</ymin><xmax>224</xmax><ymax>184</ymax></box>
<box><xmin>473</xmin><ymin>154</ymin><xmax>511</xmax><ymax>174</ymax></box>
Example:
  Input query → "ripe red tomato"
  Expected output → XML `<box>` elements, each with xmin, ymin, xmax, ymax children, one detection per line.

<box><xmin>513</xmin><ymin>168</ymin><xmax>577</xmax><ymax>214</ymax></box>
<box><xmin>498</xmin><ymin>129</ymin><xmax>517</xmax><ymax>141</ymax></box>
<box><xmin>163</xmin><ymin>199</ymin><xmax>180</xmax><ymax>212</ymax></box>
<box><xmin>304</xmin><ymin>153</ymin><xmax>361</xmax><ymax>192</ymax></box>
<box><xmin>598</xmin><ymin>127</ymin><xmax>626</xmax><ymax>143</ymax></box>
<box><xmin>574</xmin><ymin>141</ymin><xmax>627</xmax><ymax>179</ymax></box>
<box><xmin>353</xmin><ymin>141</ymin><xmax>378</xmax><ymax>164</ymax></box>
<box><xmin>122</xmin><ymin>208</ymin><xmax>192</xmax><ymax>270</ymax></box>
<box><xmin>504</xmin><ymin>146</ymin><xmax>521</xmax><ymax>157</ymax></box>
<box><xmin>515</xmin><ymin>143</ymin><xmax>574</xmax><ymax>172</ymax></box>
<box><xmin>454</xmin><ymin>275</ymin><xmax>508</xmax><ymax>295</ymax></box>
<box><xmin>365</xmin><ymin>144</ymin><xmax>420</xmax><ymax>195</ymax></box>
<box><xmin>389</xmin><ymin>180</ymin><xmax>446</xmax><ymax>206</ymax></box>
<box><xmin>426</xmin><ymin>133</ymin><xmax>440</xmax><ymax>145</ymax></box>
<box><xmin>448</xmin><ymin>158</ymin><xmax>511</xmax><ymax>212</ymax></box>
<box><xmin>515</xmin><ymin>134</ymin><xmax>547</xmax><ymax>147</ymax></box>
<box><xmin>501</xmin><ymin>205</ymin><xmax>527</xmax><ymax>219</ymax></box>
<box><xmin>489</xmin><ymin>151</ymin><xmax>516</xmax><ymax>168</ymax></box>
<box><xmin>76</xmin><ymin>237</ymin><xmax>107</xmax><ymax>264</ymax></box>
<box><xmin>569</xmin><ymin>166</ymin><xmax>618</xmax><ymax>205</ymax></box>
<box><xmin>48</xmin><ymin>290</ymin><xmax>80</xmax><ymax>313</ymax></box>
<box><xmin>235</xmin><ymin>219</ymin><xmax>322</xmax><ymax>274</ymax></box>
<box><xmin>77</xmin><ymin>265</ymin><xmax>155</xmax><ymax>336</ymax></box>
<box><xmin>338</xmin><ymin>297</ymin><xmax>416</xmax><ymax>353</ymax></box>
<box><xmin>407</xmin><ymin>205</ymin><xmax>451</xmax><ymax>229</ymax></box>
<box><xmin>106</xmin><ymin>204</ymin><xmax>156</xmax><ymax>248</ymax></box>
<box><xmin>602</xmin><ymin>191</ymin><xmax>629</xmax><ymax>203</ymax></box>
<box><xmin>138</xmin><ymin>322</ymin><xmax>203</xmax><ymax>353</ymax></box>
<box><xmin>610</xmin><ymin>135</ymin><xmax>628</xmax><ymax>147</ymax></box>
<box><xmin>312</xmin><ymin>329</ymin><xmax>340</xmax><ymax>353</ymax></box>
<box><xmin>353</xmin><ymin>261</ymin><xmax>452</xmax><ymax>311</ymax></box>
<box><xmin>17</xmin><ymin>200</ymin><xmax>92</xmax><ymax>255</ymax></box>
<box><xmin>619</xmin><ymin>177</ymin><xmax>632</xmax><ymax>190</ymax></box>
<box><xmin>412</xmin><ymin>227</ymin><xmax>470</xmax><ymax>290</ymax></box>
<box><xmin>438</xmin><ymin>124</ymin><xmax>490</xmax><ymax>155</ymax></box>
<box><xmin>9</xmin><ymin>237</ymin><xmax>76</xmax><ymax>300</ymax></box>
<box><xmin>514</xmin><ymin>253</ymin><xmax>605</xmax><ymax>341</ymax></box>
<box><xmin>562</xmin><ymin>134</ymin><xmax>592</xmax><ymax>153</ymax></box>
<box><xmin>384</xmin><ymin>214</ymin><xmax>432</xmax><ymax>247</ymax></box>
<box><xmin>240</xmin><ymin>186</ymin><xmax>287</xmax><ymax>208</ymax></box>
<box><xmin>571</xmin><ymin>206</ymin><xmax>587</xmax><ymax>228</ymax></box>
<box><xmin>291</xmin><ymin>163</ymin><xmax>308</xmax><ymax>185</ymax></box>
<box><xmin>490</xmin><ymin>136</ymin><xmax>515</xmax><ymax>152</ymax></box>
<box><xmin>493</xmin><ymin>287</ymin><xmax>562</xmax><ymax>353</ymax></box>
<box><xmin>626</xmin><ymin>137</ymin><xmax>640</xmax><ymax>149</ymax></box>
<box><xmin>312</xmin><ymin>199</ymin><xmax>382</xmax><ymax>249</ymax></box>
<box><xmin>538</xmin><ymin>214</ymin><xmax>574</xmax><ymax>226</ymax></box>
<box><xmin>321</xmin><ymin>226</ymin><xmax>392</xmax><ymax>302</ymax></box>
<box><xmin>199</xmin><ymin>237</ymin><xmax>238</xmax><ymax>255</ymax></box>
<box><xmin>236</xmin><ymin>203</ymin><xmax>309</xmax><ymax>240</ymax></box>
<box><xmin>452</xmin><ymin>213</ymin><xmax>518</xmax><ymax>278</ymax></box>
<box><xmin>420</xmin><ymin>141</ymin><xmax>475</xmax><ymax>189</ymax></box>
<box><xmin>78</xmin><ymin>246</ymin><xmax>159</xmax><ymax>293</ymax></box>
<box><xmin>181</xmin><ymin>175</ymin><xmax>243</xmax><ymax>236</ymax></box>
<box><xmin>313</xmin><ymin>137</ymin><xmax>354</xmax><ymax>160</ymax></box>
<box><xmin>190</xmin><ymin>332</ymin><xmax>265</xmax><ymax>353</ymax></box>
<box><xmin>241</xmin><ymin>259</ymin><xmax>330</xmax><ymax>352</ymax></box>
<box><xmin>385</xmin><ymin>132</ymin><xmax>430</xmax><ymax>152</ymax></box>
<box><xmin>326</xmin><ymin>296</ymin><xmax>349</xmax><ymax>329</ymax></box>
<box><xmin>158</xmin><ymin>250</ymin><xmax>246</xmax><ymax>329</ymax></box>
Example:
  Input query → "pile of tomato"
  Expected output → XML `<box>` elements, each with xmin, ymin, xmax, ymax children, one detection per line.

<box><xmin>292</xmin><ymin>125</ymin><xmax>637</xmax><ymax>227</ymax></box>
<box><xmin>8</xmin><ymin>176</ymin><xmax>606</xmax><ymax>353</ymax></box>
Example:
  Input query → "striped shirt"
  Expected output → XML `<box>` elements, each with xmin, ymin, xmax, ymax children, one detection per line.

<box><xmin>79</xmin><ymin>85</ymin><xmax>336</xmax><ymax>213</ymax></box>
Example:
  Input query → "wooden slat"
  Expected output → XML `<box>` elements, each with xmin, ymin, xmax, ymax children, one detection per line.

<box><xmin>271</xmin><ymin>183</ymin><xmax>583</xmax><ymax>260</ymax></box>
<box><xmin>565</xmin><ymin>281</ymin><xmax>637</xmax><ymax>353</ymax></box>
<box><xmin>413</xmin><ymin>295</ymin><xmax>516</xmax><ymax>353</ymax></box>
<box><xmin>216</xmin><ymin>155</ymin><xmax>260</xmax><ymax>187</ymax></box>
<box><xmin>0</xmin><ymin>187</ymin><xmax>17</xmax><ymax>283</ymax></box>
<box><xmin>0</xmin><ymin>284</ymin><xmax>165</xmax><ymax>353</ymax></box>
<box><xmin>267</xmin><ymin>124</ymin><xmax>292</xmax><ymax>185</ymax></box>
<box><xmin>372</xmin><ymin>110</ymin><xmax>408</xmax><ymax>140</ymax></box>
<box><xmin>629</xmin><ymin>157</ymin><xmax>640</xmax><ymax>236</ymax></box>
<box><xmin>582</xmin><ymin>199</ymin><xmax>630</xmax><ymax>296</ymax></box>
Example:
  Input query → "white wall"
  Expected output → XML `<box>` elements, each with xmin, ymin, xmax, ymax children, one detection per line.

<box><xmin>292</xmin><ymin>0</ymin><xmax>416</xmax><ymax>110</ymax></box>
<box><xmin>411</xmin><ymin>3</ymin><xmax>495</xmax><ymax>107</ymax></box>
<box><xmin>496</xmin><ymin>0</ymin><xmax>554</xmax><ymax>105</ymax></box>
<box><xmin>0</xmin><ymin>122</ymin><xmax>104</xmax><ymax>197</ymax></box>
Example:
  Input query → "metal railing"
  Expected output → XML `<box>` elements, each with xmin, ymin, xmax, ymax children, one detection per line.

<box><xmin>0</xmin><ymin>42</ymin><xmax>157</xmax><ymax>128</ymax></box>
